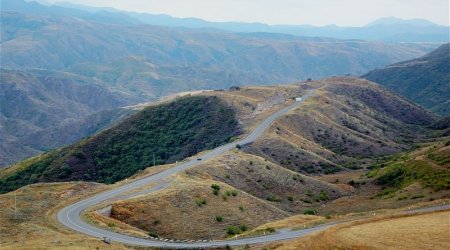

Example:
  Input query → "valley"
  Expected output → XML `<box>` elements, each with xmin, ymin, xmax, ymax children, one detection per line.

<box><xmin>1</xmin><ymin>1</ymin><xmax>449</xmax><ymax>249</ymax></box>
<box><xmin>1</xmin><ymin>77</ymin><xmax>448</xmax><ymax>249</ymax></box>
<box><xmin>0</xmin><ymin>2</ymin><xmax>442</xmax><ymax>167</ymax></box>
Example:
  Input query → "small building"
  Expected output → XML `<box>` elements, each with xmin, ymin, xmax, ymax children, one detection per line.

<box><xmin>295</xmin><ymin>97</ymin><xmax>302</xmax><ymax>102</ymax></box>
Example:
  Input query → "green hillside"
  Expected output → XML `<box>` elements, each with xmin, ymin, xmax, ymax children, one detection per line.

<box><xmin>0</xmin><ymin>96</ymin><xmax>239</xmax><ymax>193</ymax></box>
<box><xmin>370</xmin><ymin>139</ymin><xmax>450</xmax><ymax>197</ymax></box>
<box><xmin>363</xmin><ymin>43</ymin><xmax>450</xmax><ymax>115</ymax></box>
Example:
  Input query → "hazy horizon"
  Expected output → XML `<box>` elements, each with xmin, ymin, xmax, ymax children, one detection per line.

<box><xmin>34</xmin><ymin>0</ymin><xmax>449</xmax><ymax>27</ymax></box>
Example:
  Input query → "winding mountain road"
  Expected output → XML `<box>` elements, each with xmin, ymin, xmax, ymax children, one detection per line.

<box><xmin>56</xmin><ymin>89</ymin><xmax>449</xmax><ymax>248</ymax></box>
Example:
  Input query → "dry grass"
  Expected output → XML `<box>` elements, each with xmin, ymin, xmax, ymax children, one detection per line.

<box><xmin>242</xmin><ymin>214</ymin><xmax>325</xmax><ymax>237</ymax></box>
<box><xmin>186</xmin><ymin>151</ymin><xmax>349</xmax><ymax>213</ymax></box>
<box><xmin>244</xmin><ymin>78</ymin><xmax>436</xmax><ymax>177</ymax></box>
<box><xmin>109</xmin><ymin>174</ymin><xmax>289</xmax><ymax>240</ymax></box>
<box><xmin>267</xmin><ymin>209</ymin><xmax>450</xmax><ymax>250</ymax></box>
<box><xmin>0</xmin><ymin>182</ymin><xmax>131</xmax><ymax>250</ymax></box>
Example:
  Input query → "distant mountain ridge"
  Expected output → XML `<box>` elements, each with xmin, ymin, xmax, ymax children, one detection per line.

<box><xmin>0</xmin><ymin>0</ymin><xmax>443</xmax><ymax>167</ymax></box>
<box><xmin>363</xmin><ymin>43</ymin><xmax>450</xmax><ymax>115</ymax></box>
<box><xmin>0</xmin><ymin>69</ymin><xmax>138</xmax><ymax>167</ymax></box>
<box><xmin>2</xmin><ymin>0</ymin><xmax>448</xmax><ymax>42</ymax></box>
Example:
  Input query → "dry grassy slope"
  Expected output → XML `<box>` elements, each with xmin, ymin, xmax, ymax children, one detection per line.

<box><xmin>305</xmin><ymin>139</ymin><xmax>450</xmax><ymax>216</ymax></box>
<box><xmin>264</xmin><ymin>210</ymin><xmax>450</xmax><ymax>250</ymax></box>
<box><xmin>245</xmin><ymin>77</ymin><xmax>438</xmax><ymax>175</ymax></box>
<box><xmin>0</xmin><ymin>182</ymin><xmax>131</xmax><ymax>249</ymax></box>
<box><xmin>185</xmin><ymin>151</ymin><xmax>350</xmax><ymax>213</ymax></box>
<box><xmin>110</xmin><ymin>175</ymin><xmax>289</xmax><ymax>240</ymax></box>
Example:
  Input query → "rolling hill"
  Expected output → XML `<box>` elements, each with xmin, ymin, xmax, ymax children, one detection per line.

<box><xmin>0</xmin><ymin>78</ymin><xmax>439</xmax><ymax>192</ymax></box>
<box><xmin>0</xmin><ymin>77</ymin><xmax>448</xmax><ymax>243</ymax></box>
<box><xmin>245</xmin><ymin>78</ymin><xmax>438</xmax><ymax>175</ymax></box>
<box><xmin>0</xmin><ymin>95</ymin><xmax>240</xmax><ymax>193</ymax></box>
<box><xmin>363</xmin><ymin>43</ymin><xmax>450</xmax><ymax>115</ymax></box>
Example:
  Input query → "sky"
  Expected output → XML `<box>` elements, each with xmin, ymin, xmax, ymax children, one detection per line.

<box><xmin>41</xmin><ymin>0</ymin><xmax>449</xmax><ymax>27</ymax></box>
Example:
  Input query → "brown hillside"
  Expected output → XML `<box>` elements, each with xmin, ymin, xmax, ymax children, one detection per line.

<box><xmin>244</xmin><ymin>77</ymin><xmax>438</xmax><ymax>175</ymax></box>
<box><xmin>110</xmin><ymin>175</ymin><xmax>288</xmax><ymax>240</ymax></box>
<box><xmin>186</xmin><ymin>151</ymin><xmax>349</xmax><ymax>213</ymax></box>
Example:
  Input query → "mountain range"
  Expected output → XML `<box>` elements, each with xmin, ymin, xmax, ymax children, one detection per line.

<box><xmin>2</xmin><ymin>0</ymin><xmax>449</xmax><ymax>42</ymax></box>
<box><xmin>1</xmin><ymin>2</ymin><xmax>442</xmax><ymax>167</ymax></box>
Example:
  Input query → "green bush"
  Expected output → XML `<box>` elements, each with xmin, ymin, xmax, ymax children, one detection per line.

<box><xmin>195</xmin><ymin>198</ymin><xmax>207</xmax><ymax>207</ymax></box>
<box><xmin>226</xmin><ymin>226</ymin><xmax>242</xmax><ymax>235</ymax></box>
<box><xmin>148</xmin><ymin>231</ymin><xmax>159</xmax><ymax>238</ymax></box>
<box><xmin>304</xmin><ymin>209</ymin><xmax>316</xmax><ymax>215</ymax></box>
<box><xmin>239</xmin><ymin>224</ymin><xmax>248</xmax><ymax>232</ymax></box>
<box><xmin>266</xmin><ymin>195</ymin><xmax>282</xmax><ymax>202</ymax></box>
<box><xmin>216</xmin><ymin>215</ymin><xmax>223</xmax><ymax>222</ymax></box>
<box><xmin>318</xmin><ymin>190</ymin><xmax>329</xmax><ymax>201</ymax></box>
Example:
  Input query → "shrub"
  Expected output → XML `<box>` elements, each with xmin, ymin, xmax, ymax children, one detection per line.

<box><xmin>195</xmin><ymin>198</ymin><xmax>207</xmax><ymax>206</ymax></box>
<box><xmin>266</xmin><ymin>195</ymin><xmax>282</xmax><ymax>202</ymax></box>
<box><xmin>266</xmin><ymin>227</ymin><xmax>276</xmax><ymax>233</ymax></box>
<box><xmin>304</xmin><ymin>209</ymin><xmax>316</xmax><ymax>215</ymax></box>
<box><xmin>212</xmin><ymin>184</ymin><xmax>221</xmax><ymax>195</ymax></box>
<box><xmin>225</xmin><ymin>190</ymin><xmax>232</xmax><ymax>197</ymax></box>
<box><xmin>107</xmin><ymin>222</ymin><xmax>116</xmax><ymax>228</ymax></box>
<box><xmin>239</xmin><ymin>206</ymin><xmax>244</xmax><ymax>211</ymax></box>
<box><xmin>226</xmin><ymin>226</ymin><xmax>242</xmax><ymax>235</ymax></box>
<box><xmin>292</xmin><ymin>174</ymin><xmax>301</xmax><ymax>181</ymax></box>
<box><xmin>216</xmin><ymin>215</ymin><xmax>223</xmax><ymax>222</ymax></box>
<box><xmin>239</xmin><ymin>224</ymin><xmax>248</xmax><ymax>231</ymax></box>
<box><xmin>301</xmin><ymin>198</ymin><xmax>312</xmax><ymax>204</ymax></box>
<box><xmin>231</xmin><ymin>190</ymin><xmax>238</xmax><ymax>197</ymax></box>
<box><xmin>287</xmin><ymin>196</ymin><xmax>294</xmax><ymax>202</ymax></box>
<box><xmin>236</xmin><ymin>144</ymin><xmax>242</xmax><ymax>149</ymax></box>
<box><xmin>148</xmin><ymin>231</ymin><xmax>159</xmax><ymax>238</ymax></box>
<box><xmin>318</xmin><ymin>190</ymin><xmax>329</xmax><ymax>201</ymax></box>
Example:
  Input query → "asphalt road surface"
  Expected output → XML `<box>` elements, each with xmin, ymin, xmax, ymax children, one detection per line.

<box><xmin>56</xmin><ymin>89</ymin><xmax>449</xmax><ymax>248</ymax></box>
